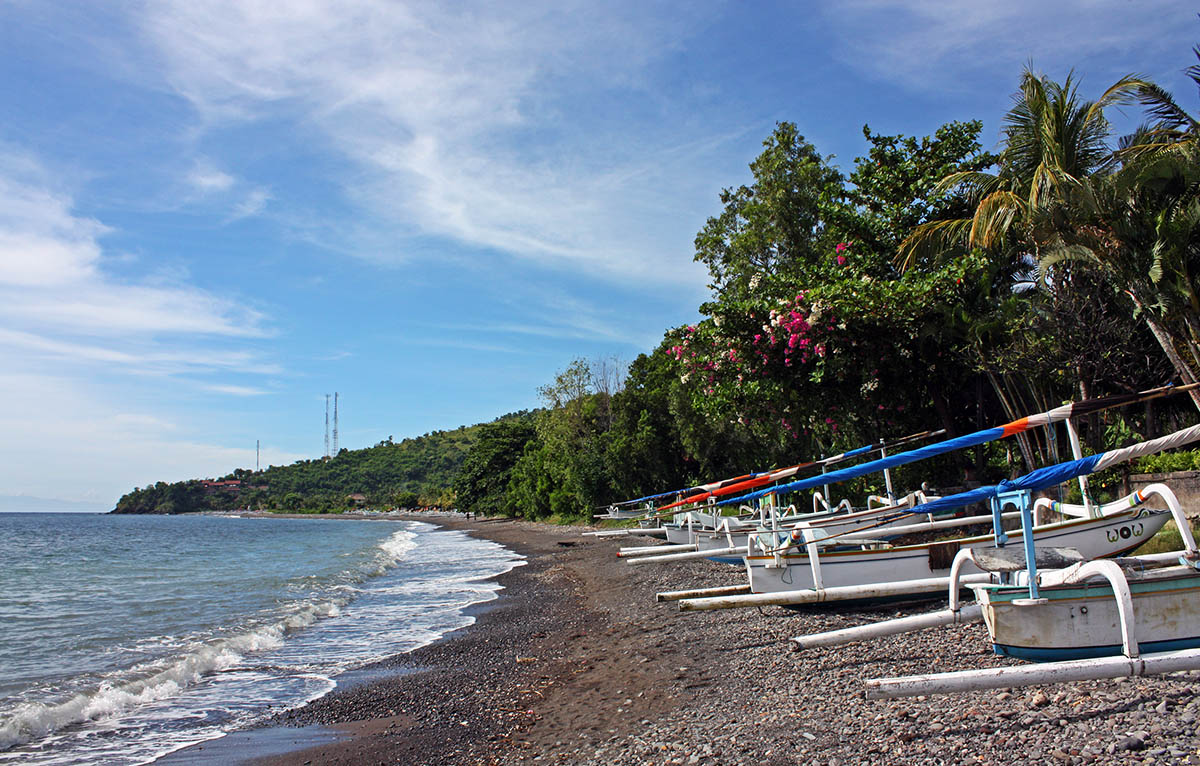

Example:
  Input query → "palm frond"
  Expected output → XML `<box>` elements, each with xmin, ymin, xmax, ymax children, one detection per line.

<box><xmin>1091</xmin><ymin>74</ymin><xmax>1151</xmax><ymax>115</ymax></box>
<box><xmin>933</xmin><ymin>170</ymin><xmax>1002</xmax><ymax>198</ymax></box>
<box><xmin>1038</xmin><ymin>244</ymin><xmax>1097</xmax><ymax>274</ymax></box>
<box><xmin>970</xmin><ymin>190</ymin><xmax>1026</xmax><ymax>249</ymax></box>
<box><xmin>1135</xmin><ymin>81</ymin><xmax>1198</xmax><ymax>132</ymax></box>
<box><xmin>895</xmin><ymin>218</ymin><xmax>972</xmax><ymax>271</ymax></box>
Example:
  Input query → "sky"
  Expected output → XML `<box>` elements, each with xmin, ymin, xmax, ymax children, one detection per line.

<box><xmin>1</xmin><ymin>0</ymin><xmax>1196</xmax><ymax>509</ymax></box>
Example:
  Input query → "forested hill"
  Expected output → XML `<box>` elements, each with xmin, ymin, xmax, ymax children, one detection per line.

<box><xmin>111</xmin><ymin>413</ymin><xmax>535</xmax><ymax>514</ymax></box>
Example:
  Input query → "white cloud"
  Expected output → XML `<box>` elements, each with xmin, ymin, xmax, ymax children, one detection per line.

<box><xmin>0</xmin><ymin>156</ymin><xmax>286</xmax><ymax>501</ymax></box>
<box><xmin>230</xmin><ymin>186</ymin><xmax>271</xmax><ymax>219</ymax></box>
<box><xmin>138</xmin><ymin>0</ymin><xmax>718</xmax><ymax>285</ymax></box>
<box><xmin>0</xmin><ymin>161</ymin><xmax>268</xmax><ymax>338</ymax></box>
<box><xmin>0</xmin><ymin>372</ymin><xmax>303</xmax><ymax>503</ymax></box>
<box><xmin>187</xmin><ymin>160</ymin><xmax>235</xmax><ymax>192</ymax></box>
<box><xmin>203</xmin><ymin>383</ymin><xmax>271</xmax><ymax>396</ymax></box>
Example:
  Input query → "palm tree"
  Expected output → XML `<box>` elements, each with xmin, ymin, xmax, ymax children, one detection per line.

<box><xmin>900</xmin><ymin>64</ymin><xmax>1200</xmax><ymax>412</ymax></box>
<box><xmin>1040</xmin><ymin>49</ymin><xmax>1200</xmax><ymax>408</ymax></box>
<box><xmin>897</xmin><ymin>68</ymin><xmax>1142</xmax><ymax>268</ymax></box>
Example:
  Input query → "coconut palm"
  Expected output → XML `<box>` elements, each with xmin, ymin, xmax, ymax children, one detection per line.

<box><xmin>900</xmin><ymin>64</ymin><xmax>1200</xmax><ymax>412</ymax></box>
<box><xmin>897</xmin><ymin>68</ymin><xmax>1143</xmax><ymax>268</ymax></box>
<box><xmin>1038</xmin><ymin>49</ymin><xmax>1200</xmax><ymax>409</ymax></box>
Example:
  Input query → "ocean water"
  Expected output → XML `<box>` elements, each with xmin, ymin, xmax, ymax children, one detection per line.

<box><xmin>0</xmin><ymin>512</ymin><xmax>524</xmax><ymax>765</ymax></box>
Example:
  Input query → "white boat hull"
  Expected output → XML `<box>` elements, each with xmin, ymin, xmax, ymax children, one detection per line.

<box><xmin>744</xmin><ymin>508</ymin><xmax>1168</xmax><ymax>595</ymax></box>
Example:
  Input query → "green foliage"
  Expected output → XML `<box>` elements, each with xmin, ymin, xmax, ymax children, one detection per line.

<box><xmin>848</xmin><ymin>121</ymin><xmax>998</xmax><ymax>258</ymax></box>
<box><xmin>1131</xmin><ymin>449</ymin><xmax>1200</xmax><ymax>474</ymax></box>
<box><xmin>454</xmin><ymin>418</ymin><xmax>538</xmax><ymax>517</ymax></box>
<box><xmin>112</xmin><ymin>419</ymin><xmax>517</xmax><ymax>513</ymax></box>
<box><xmin>392</xmin><ymin>490</ymin><xmax>420</xmax><ymax>508</ymax></box>
<box><xmin>694</xmin><ymin>123</ymin><xmax>849</xmax><ymax>302</ymax></box>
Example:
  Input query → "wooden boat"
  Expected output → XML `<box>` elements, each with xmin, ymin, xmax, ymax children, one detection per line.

<box><xmin>667</xmin><ymin>387</ymin><xmax>1199</xmax><ymax>610</ymax></box>
<box><xmin>741</xmin><ymin>501</ymin><xmax>1168</xmax><ymax>596</ymax></box>
<box><xmin>974</xmin><ymin>562</ymin><xmax>1200</xmax><ymax>661</ymax></box>
<box><xmin>780</xmin><ymin>423</ymin><xmax>1200</xmax><ymax>695</ymax></box>
<box><xmin>640</xmin><ymin>491</ymin><xmax>944</xmax><ymax>566</ymax></box>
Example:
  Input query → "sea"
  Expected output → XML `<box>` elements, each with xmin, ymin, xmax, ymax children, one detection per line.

<box><xmin>0</xmin><ymin>512</ymin><xmax>525</xmax><ymax>765</ymax></box>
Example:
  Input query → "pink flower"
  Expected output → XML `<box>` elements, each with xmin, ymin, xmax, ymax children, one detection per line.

<box><xmin>836</xmin><ymin>255</ymin><xmax>847</xmax><ymax>266</ymax></box>
<box><xmin>836</xmin><ymin>242</ymin><xmax>848</xmax><ymax>253</ymax></box>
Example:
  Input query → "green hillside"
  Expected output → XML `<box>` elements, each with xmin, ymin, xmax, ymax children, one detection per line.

<box><xmin>112</xmin><ymin>413</ymin><xmax>534</xmax><ymax>514</ymax></box>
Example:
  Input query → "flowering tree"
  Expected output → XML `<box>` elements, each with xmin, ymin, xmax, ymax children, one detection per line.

<box><xmin>668</xmin><ymin>244</ymin><xmax>989</xmax><ymax>461</ymax></box>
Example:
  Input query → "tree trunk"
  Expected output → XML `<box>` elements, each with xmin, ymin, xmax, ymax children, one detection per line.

<box><xmin>1129</xmin><ymin>292</ymin><xmax>1200</xmax><ymax>413</ymax></box>
<box><xmin>982</xmin><ymin>366</ymin><xmax>1036</xmax><ymax>470</ymax></box>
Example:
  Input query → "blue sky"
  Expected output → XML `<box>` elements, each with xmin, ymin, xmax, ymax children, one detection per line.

<box><xmin>1</xmin><ymin>0</ymin><xmax>1195</xmax><ymax>507</ymax></box>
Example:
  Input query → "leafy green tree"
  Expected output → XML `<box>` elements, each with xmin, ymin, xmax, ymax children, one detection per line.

<box><xmin>848</xmin><ymin>121</ymin><xmax>998</xmax><ymax>259</ymax></box>
<box><xmin>694</xmin><ymin>123</ymin><xmax>849</xmax><ymax>302</ymax></box>
<box><xmin>392</xmin><ymin>490</ymin><xmax>420</xmax><ymax>508</ymax></box>
<box><xmin>900</xmin><ymin>64</ymin><xmax>1200</xmax><ymax>412</ymax></box>
<box><xmin>454</xmin><ymin>419</ymin><xmax>537</xmax><ymax>516</ymax></box>
<box><xmin>674</xmin><ymin>120</ymin><xmax>1008</xmax><ymax>484</ymax></box>
<box><xmin>281</xmin><ymin>492</ymin><xmax>304</xmax><ymax>511</ymax></box>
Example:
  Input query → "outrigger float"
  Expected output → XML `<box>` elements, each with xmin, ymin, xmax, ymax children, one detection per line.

<box><xmin>782</xmin><ymin>424</ymin><xmax>1200</xmax><ymax>696</ymax></box>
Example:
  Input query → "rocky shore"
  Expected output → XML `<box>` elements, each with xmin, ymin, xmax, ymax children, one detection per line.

<box><xmin>244</xmin><ymin>515</ymin><xmax>1200</xmax><ymax>765</ymax></box>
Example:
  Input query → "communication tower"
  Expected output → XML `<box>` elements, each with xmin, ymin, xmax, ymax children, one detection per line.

<box><xmin>332</xmin><ymin>392</ymin><xmax>339</xmax><ymax>456</ymax></box>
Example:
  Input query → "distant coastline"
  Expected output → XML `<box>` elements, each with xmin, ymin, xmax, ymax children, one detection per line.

<box><xmin>0</xmin><ymin>495</ymin><xmax>109</xmax><ymax>513</ymax></box>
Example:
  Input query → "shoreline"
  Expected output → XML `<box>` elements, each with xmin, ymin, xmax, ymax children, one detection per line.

<box><xmin>168</xmin><ymin>514</ymin><xmax>1200</xmax><ymax>765</ymax></box>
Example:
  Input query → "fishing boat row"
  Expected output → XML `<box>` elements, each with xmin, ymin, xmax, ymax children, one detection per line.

<box><xmin>587</xmin><ymin>383</ymin><xmax>1200</xmax><ymax>696</ymax></box>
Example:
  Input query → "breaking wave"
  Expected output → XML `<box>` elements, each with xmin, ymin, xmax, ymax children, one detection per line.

<box><xmin>0</xmin><ymin>523</ymin><xmax>449</xmax><ymax>758</ymax></box>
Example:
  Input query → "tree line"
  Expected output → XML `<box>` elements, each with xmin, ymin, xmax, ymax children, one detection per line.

<box><xmin>112</xmin><ymin>419</ymin><xmax>524</xmax><ymax>513</ymax></box>
<box><xmin>454</xmin><ymin>49</ymin><xmax>1200</xmax><ymax>520</ymax></box>
<box><xmin>116</xmin><ymin>49</ymin><xmax>1200</xmax><ymax>517</ymax></box>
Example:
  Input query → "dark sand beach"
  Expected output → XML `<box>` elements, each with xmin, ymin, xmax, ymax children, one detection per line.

<box><xmin>172</xmin><ymin>514</ymin><xmax>1200</xmax><ymax>765</ymax></box>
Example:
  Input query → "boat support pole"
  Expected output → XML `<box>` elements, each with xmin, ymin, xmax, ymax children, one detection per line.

<box><xmin>625</xmin><ymin>546</ymin><xmax>739</xmax><ymax>565</ymax></box>
<box><xmin>864</xmin><ymin>649</ymin><xmax>1200</xmax><ymax>699</ymax></box>
<box><xmin>657</xmin><ymin>583</ymin><xmax>752</xmax><ymax>602</ymax></box>
<box><xmin>617</xmin><ymin>543</ymin><xmax>697</xmax><ymax>558</ymax></box>
<box><xmin>792</xmin><ymin>547</ymin><xmax>985</xmax><ymax>650</ymax></box>
<box><xmin>677</xmin><ymin>574</ymin><xmax>993</xmax><ymax>611</ymax></box>
<box><xmin>791</xmin><ymin>604</ymin><xmax>983</xmax><ymax>651</ymax></box>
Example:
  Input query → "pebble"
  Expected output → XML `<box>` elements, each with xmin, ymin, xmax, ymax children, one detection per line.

<box><xmin>260</xmin><ymin>519</ymin><xmax>1200</xmax><ymax>765</ymax></box>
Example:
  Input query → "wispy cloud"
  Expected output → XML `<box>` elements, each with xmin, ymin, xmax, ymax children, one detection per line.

<box><xmin>230</xmin><ymin>186</ymin><xmax>271</xmax><ymax>219</ymax></box>
<box><xmin>0</xmin><ymin>156</ymin><xmax>287</xmax><ymax>499</ymax></box>
<box><xmin>0</xmin><ymin>157</ymin><xmax>269</xmax><ymax>339</ymax></box>
<box><xmin>202</xmin><ymin>383</ymin><xmax>271</xmax><ymax>396</ymax></box>
<box><xmin>0</xmin><ymin>371</ymin><xmax>303</xmax><ymax>502</ymax></box>
<box><xmin>0</xmin><ymin>154</ymin><xmax>281</xmax><ymax>426</ymax></box>
<box><xmin>137</xmin><ymin>0</ymin><xmax>720</xmax><ymax>285</ymax></box>
<box><xmin>821</xmin><ymin>0</ymin><xmax>1192</xmax><ymax>95</ymax></box>
<box><xmin>187</xmin><ymin>159</ymin><xmax>235</xmax><ymax>192</ymax></box>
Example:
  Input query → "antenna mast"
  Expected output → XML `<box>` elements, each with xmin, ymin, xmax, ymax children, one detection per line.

<box><xmin>324</xmin><ymin>394</ymin><xmax>331</xmax><ymax>459</ymax></box>
<box><xmin>332</xmin><ymin>392</ymin><xmax>339</xmax><ymax>456</ymax></box>
<box><xmin>256</xmin><ymin>439</ymin><xmax>260</xmax><ymax>471</ymax></box>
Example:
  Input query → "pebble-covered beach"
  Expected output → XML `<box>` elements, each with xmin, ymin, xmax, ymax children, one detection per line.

<box><xmin>243</xmin><ymin>515</ymin><xmax>1200</xmax><ymax>765</ymax></box>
